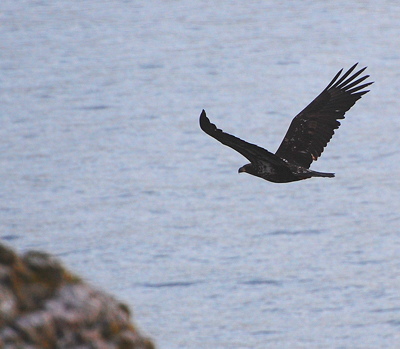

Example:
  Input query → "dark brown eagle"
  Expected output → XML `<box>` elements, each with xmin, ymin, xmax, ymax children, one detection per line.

<box><xmin>199</xmin><ymin>63</ymin><xmax>372</xmax><ymax>183</ymax></box>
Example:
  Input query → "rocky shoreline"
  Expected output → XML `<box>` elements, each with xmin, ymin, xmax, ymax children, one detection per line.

<box><xmin>0</xmin><ymin>243</ymin><xmax>155</xmax><ymax>349</ymax></box>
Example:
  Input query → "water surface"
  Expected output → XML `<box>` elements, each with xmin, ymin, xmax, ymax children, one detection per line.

<box><xmin>1</xmin><ymin>1</ymin><xmax>400</xmax><ymax>348</ymax></box>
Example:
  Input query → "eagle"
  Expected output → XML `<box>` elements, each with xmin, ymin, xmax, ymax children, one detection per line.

<box><xmin>199</xmin><ymin>63</ymin><xmax>372</xmax><ymax>183</ymax></box>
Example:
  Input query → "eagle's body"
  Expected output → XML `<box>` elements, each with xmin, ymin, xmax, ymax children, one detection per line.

<box><xmin>199</xmin><ymin>64</ymin><xmax>372</xmax><ymax>183</ymax></box>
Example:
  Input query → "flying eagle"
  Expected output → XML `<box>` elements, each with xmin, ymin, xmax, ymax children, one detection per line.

<box><xmin>199</xmin><ymin>63</ymin><xmax>372</xmax><ymax>183</ymax></box>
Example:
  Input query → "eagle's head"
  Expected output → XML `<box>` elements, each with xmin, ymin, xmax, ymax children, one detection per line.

<box><xmin>238</xmin><ymin>163</ymin><xmax>255</xmax><ymax>175</ymax></box>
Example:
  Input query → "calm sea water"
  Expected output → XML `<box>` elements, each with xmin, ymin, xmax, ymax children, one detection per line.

<box><xmin>1</xmin><ymin>1</ymin><xmax>400</xmax><ymax>348</ymax></box>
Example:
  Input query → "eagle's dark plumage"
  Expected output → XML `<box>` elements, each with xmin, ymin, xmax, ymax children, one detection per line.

<box><xmin>199</xmin><ymin>63</ymin><xmax>373</xmax><ymax>183</ymax></box>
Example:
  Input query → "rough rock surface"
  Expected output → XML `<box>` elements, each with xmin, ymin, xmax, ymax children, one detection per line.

<box><xmin>0</xmin><ymin>243</ymin><xmax>155</xmax><ymax>349</ymax></box>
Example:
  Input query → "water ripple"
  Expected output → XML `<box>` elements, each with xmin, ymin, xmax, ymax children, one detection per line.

<box><xmin>141</xmin><ymin>281</ymin><xmax>201</xmax><ymax>288</ymax></box>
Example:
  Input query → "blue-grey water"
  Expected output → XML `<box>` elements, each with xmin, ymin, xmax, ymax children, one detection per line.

<box><xmin>1</xmin><ymin>1</ymin><xmax>400</xmax><ymax>348</ymax></box>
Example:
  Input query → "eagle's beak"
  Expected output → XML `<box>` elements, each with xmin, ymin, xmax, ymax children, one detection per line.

<box><xmin>238</xmin><ymin>166</ymin><xmax>246</xmax><ymax>173</ymax></box>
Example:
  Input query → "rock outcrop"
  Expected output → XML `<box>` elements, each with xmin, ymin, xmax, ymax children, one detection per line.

<box><xmin>0</xmin><ymin>243</ymin><xmax>155</xmax><ymax>349</ymax></box>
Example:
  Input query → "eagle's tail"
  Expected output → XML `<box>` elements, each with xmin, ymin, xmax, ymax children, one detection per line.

<box><xmin>309</xmin><ymin>170</ymin><xmax>335</xmax><ymax>178</ymax></box>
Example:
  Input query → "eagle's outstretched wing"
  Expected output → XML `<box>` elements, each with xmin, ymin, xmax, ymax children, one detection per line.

<box><xmin>199</xmin><ymin>110</ymin><xmax>284</xmax><ymax>167</ymax></box>
<box><xmin>275</xmin><ymin>63</ymin><xmax>373</xmax><ymax>168</ymax></box>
